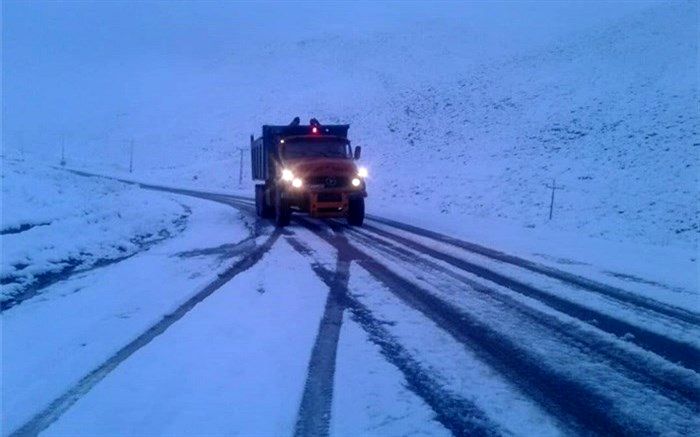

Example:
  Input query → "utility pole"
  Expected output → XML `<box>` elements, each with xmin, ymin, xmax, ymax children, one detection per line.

<box><xmin>238</xmin><ymin>147</ymin><xmax>244</xmax><ymax>187</ymax></box>
<box><xmin>129</xmin><ymin>139</ymin><xmax>134</xmax><ymax>173</ymax></box>
<box><xmin>19</xmin><ymin>133</ymin><xmax>25</xmax><ymax>161</ymax></box>
<box><xmin>545</xmin><ymin>178</ymin><xmax>562</xmax><ymax>220</ymax></box>
<box><xmin>60</xmin><ymin>135</ymin><xmax>66</xmax><ymax>166</ymax></box>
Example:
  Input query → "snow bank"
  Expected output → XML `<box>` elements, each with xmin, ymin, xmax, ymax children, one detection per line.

<box><xmin>1</xmin><ymin>159</ymin><xmax>189</xmax><ymax>304</ymax></box>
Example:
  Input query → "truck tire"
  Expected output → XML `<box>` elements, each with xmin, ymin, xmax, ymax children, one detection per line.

<box><xmin>274</xmin><ymin>190</ymin><xmax>291</xmax><ymax>227</ymax></box>
<box><xmin>255</xmin><ymin>184</ymin><xmax>274</xmax><ymax>218</ymax></box>
<box><xmin>347</xmin><ymin>197</ymin><xmax>365</xmax><ymax>226</ymax></box>
<box><xmin>255</xmin><ymin>185</ymin><xmax>265</xmax><ymax>217</ymax></box>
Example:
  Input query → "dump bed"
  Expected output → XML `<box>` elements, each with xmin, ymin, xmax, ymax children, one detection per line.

<box><xmin>250</xmin><ymin>123</ymin><xmax>350</xmax><ymax>181</ymax></box>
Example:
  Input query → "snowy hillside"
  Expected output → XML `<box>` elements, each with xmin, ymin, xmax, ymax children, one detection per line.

<box><xmin>3</xmin><ymin>1</ymin><xmax>697</xmax><ymax>249</ymax></box>
<box><xmin>366</xmin><ymin>4</ymin><xmax>699</xmax><ymax>247</ymax></box>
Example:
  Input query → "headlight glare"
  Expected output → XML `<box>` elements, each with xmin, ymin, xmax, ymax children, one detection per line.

<box><xmin>281</xmin><ymin>169</ymin><xmax>294</xmax><ymax>181</ymax></box>
<box><xmin>292</xmin><ymin>177</ymin><xmax>303</xmax><ymax>188</ymax></box>
<box><xmin>351</xmin><ymin>178</ymin><xmax>361</xmax><ymax>187</ymax></box>
<box><xmin>358</xmin><ymin>167</ymin><xmax>368</xmax><ymax>178</ymax></box>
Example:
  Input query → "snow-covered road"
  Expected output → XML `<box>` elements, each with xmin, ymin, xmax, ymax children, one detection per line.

<box><xmin>3</xmin><ymin>176</ymin><xmax>699</xmax><ymax>437</ymax></box>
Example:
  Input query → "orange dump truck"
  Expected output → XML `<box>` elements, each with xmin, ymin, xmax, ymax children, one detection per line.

<box><xmin>250</xmin><ymin>117</ymin><xmax>367</xmax><ymax>227</ymax></box>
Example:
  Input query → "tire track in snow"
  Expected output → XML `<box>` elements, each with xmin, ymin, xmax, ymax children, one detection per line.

<box><xmin>292</xmin><ymin>236</ymin><xmax>349</xmax><ymax>437</ymax></box>
<box><xmin>159</xmin><ymin>188</ymin><xmax>696</xmax><ymax>432</ymax></box>
<box><xmin>119</xmin><ymin>183</ymin><xmax>503</xmax><ymax>435</ymax></box>
<box><xmin>148</xmin><ymin>190</ymin><xmax>698</xmax><ymax>434</ymax></box>
<box><xmin>10</xmin><ymin>230</ymin><xmax>281</xmax><ymax>437</ymax></box>
<box><xmin>65</xmin><ymin>169</ymin><xmax>697</xmax><ymax>324</ymax></box>
<box><xmin>305</xmin><ymin>220</ymin><xmax>650</xmax><ymax>436</ymax></box>
<box><xmin>55</xmin><ymin>174</ymin><xmax>697</xmax><ymax>434</ymax></box>
<box><xmin>357</xmin><ymin>223</ymin><xmax>700</xmax><ymax>373</ymax></box>
<box><xmin>166</xmin><ymin>187</ymin><xmax>698</xmax><ymax>334</ymax></box>
<box><xmin>366</xmin><ymin>216</ymin><xmax>700</xmax><ymax>327</ymax></box>
<box><xmin>286</xmin><ymin>233</ymin><xmax>502</xmax><ymax>437</ymax></box>
<box><xmin>118</xmin><ymin>185</ymin><xmax>346</xmax><ymax>436</ymax></box>
<box><xmin>135</xmin><ymin>188</ymin><xmax>347</xmax><ymax>437</ymax></box>
<box><xmin>345</xmin><ymin>226</ymin><xmax>700</xmax><ymax>407</ymax></box>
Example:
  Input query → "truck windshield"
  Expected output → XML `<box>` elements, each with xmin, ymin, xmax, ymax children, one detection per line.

<box><xmin>283</xmin><ymin>140</ymin><xmax>352</xmax><ymax>159</ymax></box>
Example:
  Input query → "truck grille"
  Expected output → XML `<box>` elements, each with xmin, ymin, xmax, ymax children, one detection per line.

<box><xmin>308</xmin><ymin>176</ymin><xmax>350</xmax><ymax>188</ymax></box>
<box><xmin>317</xmin><ymin>193</ymin><xmax>342</xmax><ymax>202</ymax></box>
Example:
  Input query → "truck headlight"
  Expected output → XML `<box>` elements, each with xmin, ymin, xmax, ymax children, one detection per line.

<box><xmin>292</xmin><ymin>177</ymin><xmax>303</xmax><ymax>188</ymax></box>
<box><xmin>351</xmin><ymin>178</ymin><xmax>361</xmax><ymax>187</ymax></box>
<box><xmin>281</xmin><ymin>169</ymin><xmax>294</xmax><ymax>181</ymax></box>
<box><xmin>357</xmin><ymin>167</ymin><xmax>368</xmax><ymax>178</ymax></box>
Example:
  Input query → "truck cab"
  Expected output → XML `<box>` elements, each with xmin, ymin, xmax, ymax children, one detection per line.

<box><xmin>251</xmin><ymin>118</ymin><xmax>367</xmax><ymax>227</ymax></box>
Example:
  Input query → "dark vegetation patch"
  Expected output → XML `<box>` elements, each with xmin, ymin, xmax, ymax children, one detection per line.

<box><xmin>0</xmin><ymin>222</ymin><xmax>51</xmax><ymax>235</ymax></box>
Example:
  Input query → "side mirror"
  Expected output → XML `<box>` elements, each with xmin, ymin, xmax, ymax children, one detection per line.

<box><xmin>353</xmin><ymin>146</ymin><xmax>362</xmax><ymax>160</ymax></box>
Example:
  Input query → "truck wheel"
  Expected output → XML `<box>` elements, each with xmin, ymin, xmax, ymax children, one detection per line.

<box><xmin>255</xmin><ymin>184</ymin><xmax>274</xmax><ymax>218</ymax></box>
<box><xmin>255</xmin><ymin>185</ymin><xmax>265</xmax><ymax>217</ymax></box>
<box><xmin>274</xmin><ymin>190</ymin><xmax>291</xmax><ymax>227</ymax></box>
<box><xmin>347</xmin><ymin>197</ymin><xmax>365</xmax><ymax>226</ymax></box>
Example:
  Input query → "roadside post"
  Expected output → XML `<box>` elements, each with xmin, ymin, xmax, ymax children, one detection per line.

<box><xmin>60</xmin><ymin>135</ymin><xmax>66</xmax><ymax>167</ymax></box>
<box><xmin>545</xmin><ymin>178</ymin><xmax>563</xmax><ymax>220</ymax></box>
<box><xmin>129</xmin><ymin>139</ymin><xmax>134</xmax><ymax>173</ymax></box>
<box><xmin>238</xmin><ymin>147</ymin><xmax>244</xmax><ymax>187</ymax></box>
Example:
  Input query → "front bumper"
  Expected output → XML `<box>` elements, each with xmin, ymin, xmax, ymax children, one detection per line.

<box><xmin>282</xmin><ymin>188</ymin><xmax>366</xmax><ymax>218</ymax></box>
